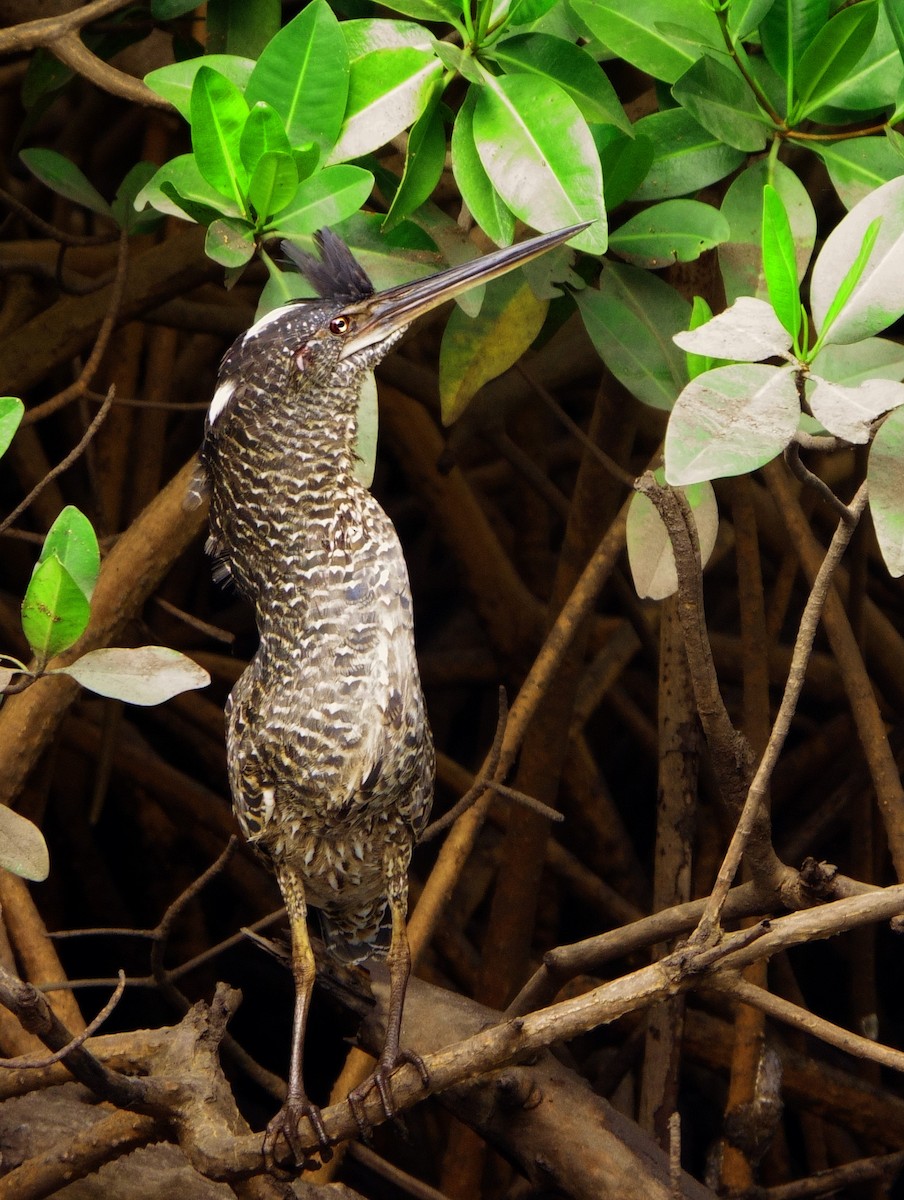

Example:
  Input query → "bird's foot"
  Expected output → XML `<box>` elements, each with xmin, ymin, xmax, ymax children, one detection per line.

<box><xmin>263</xmin><ymin>1095</ymin><xmax>334</xmax><ymax>1173</ymax></box>
<box><xmin>347</xmin><ymin>1048</ymin><xmax>430</xmax><ymax>1139</ymax></box>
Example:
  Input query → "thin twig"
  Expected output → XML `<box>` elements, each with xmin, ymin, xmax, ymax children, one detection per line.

<box><xmin>0</xmin><ymin>387</ymin><xmax>115</xmax><ymax>538</ymax></box>
<box><xmin>692</xmin><ymin>481</ymin><xmax>868</xmax><ymax>944</ymax></box>
<box><xmin>485</xmin><ymin>779</ymin><xmax>564</xmax><ymax>824</ymax></box>
<box><xmin>0</xmin><ymin>971</ymin><xmax>125</xmax><ymax>1069</ymax></box>
<box><xmin>22</xmin><ymin>226</ymin><xmax>129</xmax><ymax>426</ymax></box>
<box><xmin>784</xmin><ymin>443</ymin><xmax>857</xmax><ymax>525</ymax></box>
<box><xmin>0</xmin><ymin>185</ymin><xmax>117</xmax><ymax>246</ymax></box>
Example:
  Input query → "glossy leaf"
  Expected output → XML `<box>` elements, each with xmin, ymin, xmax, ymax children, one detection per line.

<box><xmin>383</xmin><ymin>81</ymin><xmax>446</xmax><ymax>232</ymax></box>
<box><xmin>472</xmin><ymin>73</ymin><xmax>607</xmax><ymax>255</ymax></box>
<box><xmin>144</xmin><ymin>55</ymin><xmax>256</xmax><ymax>119</ymax></box>
<box><xmin>451</xmin><ymin>91</ymin><xmax>515</xmax><ymax>247</ymax></box>
<box><xmin>762</xmin><ymin>184</ymin><xmax>801</xmax><ymax>339</ymax></box>
<box><xmin>19</xmin><ymin>148</ymin><xmax>111</xmax><ymax>217</ymax></box>
<box><xmin>820</xmin><ymin>5</ymin><xmax>903</xmax><ymax>113</ymax></box>
<box><xmin>596</xmin><ymin>130</ymin><xmax>654</xmax><ymax>210</ymax></box>
<box><xmin>190</xmin><ymin>67</ymin><xmax>249</xmax><ymax>209</ymax></box>
<box><xmin>627</xmin><ymin>474</ymin><xmax>718</xmax><ymax>600</ymax></box>
<box><xmin>728</xmin><ymin>0</ymin><xmax>777</xmax><ymax>40</ymax></box>
<box><xmin>719</xmin><ymin>160</ymin><xmax>816</xmax><ymax>303</ymax></box>
<box><xmin>609</xmin><ymin>200</ymin><xmax>729</xmax><ymax>268</ymax></box>
<box><xmin>265</xmin><ymin>165</ymin><xmax>375</xmax><ymax>236</ymax></box>
<box><xmin>576</xmin><ymin>264</ymin><xmax>690</xmax><ymax>411</ymax></box>
<box><xmin>135</xmin><ymin>154</ymin><xmax>241</xmax><ymax>222</ymax></box>
<box><xmin>21</xmin><ymin>555</ymin><xmax>91</xmax><ymax>661</ymax></box>
<box><xmin>570</xmin><ymin>0</ymin><xmax>721</xmax><ymax>83</ymax></box>
<box><xmin>808</xmin><ymin>375</ymin><xmax>904</xmax><ymax>443</ymax></box>
<box><xmin>240</xmin><ymin>101</ymin><xmax>294</xmax><ymax>175</ymax></box>
<box><xmin>440</xmin><ymin>271</ymin><xmax>549</xmax><ymax>423</ymax></box>
<box><xmin>205</xmin><ymin>217</ymin><xmax>257</xmax><ymax>267</ymax></box>
<box><xmin>354</xmin><ymin>371</ymin><xmax>379</xmax><ymax>487</ymax></box>
<box><xmin>791</xmin><ymin>1</ymin><xmax>878</xmax><ymax>120</ymax></box>
<box><xmin>674</xmin><ymin>297</ymin><xmax>793</xmax><ymax>362</ymax></box>
<box><xmin>813</xmin><ymin>137</ymin><xmax>904</xmax><ymax>211</ymax></box>
<box><xmin>341</xmin><ymin>17</ymin><xmax>434</xmax><ymax>56</ymax></box>
<box><xmin>760</xmin><ymin>0</ymin><xmax>829</xmax><ymax>84</ymax></box>
<box><xmin>685</xmin><ymin>295</ymin><xmax>716</xmax><ymax>381</ymax></box>
<box><xmin>207</xmin><ymin>0</ymin><xmax>281</xmax><ymax>57</ymax></box>
<box><xmin>0</xmin><ymin>807</ymin><xmax>49</xmax><ymax>882</ymax></box>
<box><xmin>248</xmin><ymin>151</ymin><xmax>298</xmax><ymax>221</ymax></box>
<box><xmin>373</xmin><ymin>0</ymin><xmax>459</xmax><ymax>19</ymax></box>
<box><xmin>671</xmin><ymin>54</ymin><xmax>770</xmax><ymax>152</ymax></box>
<box><xmin>632</xmin><ymin>109</ymin><xmax>746</xmax><ymax>201</ymax></box>
<box><xmin>809</xmin><ymin>175</ymin><xmax>904</xmax><ymax>346</ymax></box>
<box><xmin>508</xmin><ymin>0</ymin><xmax>561</xmax><ymax>22</ymax></box>
<box><xmin>869</xmin><ymin>405</ymin><xmax>904</xmax><ymax>575</ymax></box>
<box><xmin>328</xmin><ymin>48</ymin><xmax>441</xmax><ymax>163</ymax></box>
<box><xmin>665</xmin><ymin>363</ymin><xmax>799</xmax><ymax>486</ymax></box>
<box><xmin>246</xmin><ymin>0</ymin><xmax>349</xmax><ymax>155</ymax></box>
<box><xmin>38</xmin><ymin>506</ymin><xmax>100</xmax><ymax>600</ymax></box>
<box><xmin>0</xmin><ymin>397</ymin><xmax>24</xmax><ymax>459</ymax></box>
<box><xmin>490</xmin><ymin>33</ymin><xmax>631</xmax><ymax>131</ymax></box>
<box><xmin>54</xmin><ymin>646</ymin><xmax>210</xmax><ymax>705</ymax></box>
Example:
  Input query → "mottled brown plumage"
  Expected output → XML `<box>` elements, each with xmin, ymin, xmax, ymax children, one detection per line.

<box><xmin>199</xmin><ymin>224</ymin><xmax>585</xmax><ymax>1168</ymax></box>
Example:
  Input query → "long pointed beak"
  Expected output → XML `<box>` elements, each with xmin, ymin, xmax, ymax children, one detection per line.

<box><xmin>338</xmin><ymin>222</ymin><xmax>589</xmax><ymax>358</ymax></box>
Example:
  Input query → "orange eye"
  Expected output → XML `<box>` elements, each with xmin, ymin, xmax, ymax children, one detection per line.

<box><xmin>329</xmin><ymin>315</ymin><xmax>350</xmax><ymax>335</ymax></box>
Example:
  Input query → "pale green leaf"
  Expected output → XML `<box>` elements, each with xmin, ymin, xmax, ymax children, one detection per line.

<box><xmin>38</xmin><ymin>506</ymin><xmax>99</xmax><ymax>600</ymax></box>
<box><xmin>570</xmin><ymin>0</ymin><xmax>721</xmax><ymax>83</ymax></box>
<box><xmin>144</xmin><ymin>55</ymin><xmax>256</xmax><ymax>120</ymax></box>
<box><xmin>673</xmin><ymin>297</ymin><xmax>792</xmax><ymax>362</ymax></box>
<box><xmin>451</xmin><ymin>91</ymin><xmax>515</xmax><ymax>248</ymax></box>
<box><xmin>632</xmin><ymin>109</ymin><xmax>746</xmax><ymax>201</ymax></box>
<box><xmin>609</xmin><ymin>200</ymin><xmax>729</xmax><ymax>268</ymax></box>
<box><xmin>808</xmin><ymin>375</ymin><xmax>904</xmax><ymax>443</ymax></box>
<box><xmin>19</xmin><ymin>148</ymin><xmax>111</xmax><ymax>217</ymax></box>
<box><xmin>354</xmin><ymin>371</ymin><xmax>379</xmax><ymax>487</ymax></box>
<box><xmin>869</xmin><ymin>405</ymin><xmax>904</xmax><ymax>575</ymax></box>
<box><xmin>327</xmin><ymin>48</ymin><xmax>441</xmax><ymax>163</ymax></box>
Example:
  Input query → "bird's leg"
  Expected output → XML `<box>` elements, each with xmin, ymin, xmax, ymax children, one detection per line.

<box><xmin>347</xmin><ymin>880</ymin><xmax>429</xmax><ymax>1135</ymax></box>
<box><xmin>264</xmin><ymin>867</ymin><xmax>333</xmax><ymax>1171</ymax></box>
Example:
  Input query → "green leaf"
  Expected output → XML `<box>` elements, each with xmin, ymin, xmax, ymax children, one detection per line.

<box><xmin>791</xmin><ymin>1</ymin><xmax>879</xmax><ymax>121</ymax></box>
<box><xmin>719</xmin><ymin>160</ymin><xmax>816</xmax><ymax>304</ymax></box>
<box><xmin>627</xmin><ymin>473</ymin><xmax>718</xmax><ymax>599</ymax></box>
<box><xmin>327</xmin><ymin>47</ymin><xmax>441</xmax><ymax>163</ymax></box>
<box><xmin>151</xmin><ymin>0</ymin><xmax>201</xmax><ymax>16</ymax></box>
<box><xmin>190</xmin><ymin>66</ymin><xmax>249</xmax><ymax>210</ymax></box>
<box><xmin>439</xmin><ymin>271</ymin><xmax>549</xmax><ymax>423</ymax></box>
<box><xmin>53</xmin><ymin>646</ymin><xmax>210</xmax><ymax>705</ymax></box>
<box><xmin>570</xmin><ymin>0</ymin><xmax>721</xmax><ymax>83</ymax></box>
<box><xmin>240</xmin><ymin>101</ymin><xmax>294</xmax><ymax>176</ymax></box>
<box><xmin>674</xmin><ymin>296</ymin><xmax>792</xmax><ymax>361</ymax></box>
<box><xmin>490</xmin><ymin>33</ymin><xmax>632</xmax><ymax>132</ymax></box>
<box><xmin>685</xmin><ymin>294</ymin><xmax>715</xmax><ymax>380</ymax></box>
<box><xmin>471</xmin><ymin>72</ymin><xmax>607</xmax><ymax>254</ymax></box>
<box><xmin>21</xmin><ymin>555</ymin><xmax>91</xmax><ymax>661</ymax></box>
<box><xmin>816</xmin><ymin>5</ymin><xmax>902</xmax><ymax>114</ymax></box>
<box><xmin>632</xmin><ymin>109</ymin><xmax>746</xmax><ymax>201</ymax></box>
<box><xmin>246</xmin><ymin>0</ymin><xmax>349</xmax><ymax>156</ymax></box>
<box><xmin>576</xmin><ymin>263</ymin><xmax>690</xmax><ymax>411</ymax></box>
<box><xmin>135</xmin><ymin>154</ymin><xmax>241</xmax><ymax>223</ymax></box>
<box><xmin>0</xmin><ymin>397</ymin><xmax>24</xmax><ymax>458</ymax></box>
<box><xmin>812</xmin><ymin>137</ymin><xmax>904</xmax><ymax>211</ymax></box>
<box><xmin>609</xmin><ymin>199</ymin><xmax>729</xmax><ymax>268</ymax></box>
<box><xmin>247</xmin><ymin>151</ymin><xmax>298</xmax><ymax>221</ymax></box>
<box><xmin>760</xmin><ymin>0</ymin><xmax>829</xmax><ymax>94</ymax></box>
<box><xmin>19</xmin><ymin>148</ymin><xmax>111</xmax><ymax>217</ymax></box>
<box><xmin>205</xmin><ymin>217</ymin><xmax>257</xmax><ymax>267</ymax></box>
<box><xmin>354</xmin><ymin>371</ymin><xmax>379</xmax><ymax>488</ymax></box>
<box><xmin>596</xmin><ymin>129</ymin><xmax>654</xmax><ymax>210</ymax></box>
<box><xmin>383</xmin><ymin>81</ymin><xmax>446</xmax><ymax>232</ymax></box>
<box><xmin>451</xmin><ymin>90</ymin><xmax>515</xmax><ymax>247</ymax></box>
<box><xmin>868</xmin><ymin>405</ymin><xmax>904</xmax><ymax>575</ymax></box>
<box><xmin>728</xmin><ymin>0</ymin><xmax>778</xmax><ymax>41</ymax></box>
<box><xmin>111</xmin><ymin>162</ymin><xmax>160</xmax><ymax>233</ymax></box>
<box><xmin>810</xmin><ymin>337</ymin><xmax>904</xmax><ymax>387</ymax></box>
<box><xmin>762</xmin><ymin>184</ymin><xmax>801</xmax><ymax>339</ymax></box>
<box><xmin>664</xmin><ymin>363</ymin><xmax>799</xmax><ymax>485</ymax></box>
<box><xmin>38</xmin><ymin>506</ymin><xmax>100</xmax><ymax>600</ymax></box>
<box><xmin>0</xmin><ymin>807</ymin><xmax>49</xmax><ymax>883</ymax></box>
<box><xmin>144</xmin><ymin>55</ymin><xmax>256</xmax><ymax>121</ymax></box>
<box><xmin>508</xmin><ymin>0</ymin><xmax>561</xmax><ymax>23</ymax></box>
<box><xmin>264</xmin><ymin>165</ymin><xmax>375</xmax><ymax>237</ymax></box>
<box><xmin>671</xmin><ymin>54</ymin><xmax>771</xmax><ymax>152</ymax></box>
<box><xmin>809</xmin><ymin>175</ymin><xmax>904</xmax><ymax>346</ymax></box>
<box><xmin>341</xmin><ymin>17</ymin><xmax>435</xmax><ymax>56</ymax></box>
<box><xmin>886</xmin><ymin>0</ymin><xmax>904</xmax><ymax>61</ymax></box>
<box><xmin>372</xmin><ymin>0</ymin><xmax>459</xmax><ymax>18</ymax></box>
<box><xmin>207</xmin><ymin>0</ymin><xmax>281</xmax><ymax>57</ymax></box>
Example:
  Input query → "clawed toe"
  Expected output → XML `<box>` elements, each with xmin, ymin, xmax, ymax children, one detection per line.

<box><xmin>263</xmin><ymin>1096</ymin><xmax>334</xmax><ymax>1173</ymax></box>
<box><xmin>347</xmin><ymin>1049</ymin><xmax>429</xmax><ymax>1138</ymax></box>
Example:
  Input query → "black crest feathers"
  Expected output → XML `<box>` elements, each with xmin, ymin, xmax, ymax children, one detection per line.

<box><xmin>282</xmin><ymin>228</ymin><xmax>375</xmax><ymax>305</ymax></box>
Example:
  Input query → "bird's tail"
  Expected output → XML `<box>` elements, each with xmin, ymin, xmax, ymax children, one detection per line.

<box><xmin>317</xmin><ymin>902</ymin><xmax>391</xmax><ymax>965</ymax></box>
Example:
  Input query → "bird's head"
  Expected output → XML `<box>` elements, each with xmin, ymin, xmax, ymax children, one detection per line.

<box><xmin>207</xmin><ymin>222</ymin><xmax>588</xmax><ymax>428</ymax></box>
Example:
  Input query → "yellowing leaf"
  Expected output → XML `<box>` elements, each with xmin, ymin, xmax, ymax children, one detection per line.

<box><xmin>439</xmin><ymin>272</ymin><xmax>548</xmax><ymax>423</ymax></box>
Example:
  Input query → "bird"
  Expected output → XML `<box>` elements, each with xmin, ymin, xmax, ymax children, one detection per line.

<box><xmin>196</xmin><ymin>220</ymin><xmax>587</xmax><ymax>1168</ymax></box>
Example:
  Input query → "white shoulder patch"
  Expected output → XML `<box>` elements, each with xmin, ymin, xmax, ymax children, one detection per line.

<box><xmin>244</xmin><ymin>303</ymin><xmax>297</xmax><ymax>342</ymax></box>
<box><xmin>208</xmin><ymin>378</ymin><xmax>237</xmax><ymax>425</ymax></box>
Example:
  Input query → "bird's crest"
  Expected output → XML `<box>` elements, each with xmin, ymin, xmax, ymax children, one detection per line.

<box><xmin>281</xmin><ymin>228</ymin><xmax>375</xmax><ymax>305</ymax></box>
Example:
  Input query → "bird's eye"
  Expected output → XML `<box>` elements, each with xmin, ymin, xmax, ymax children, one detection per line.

<box><xmin>329</xmin><ymin>315</ymin><xmax>350</xmax><ymax>335</ymax></box>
